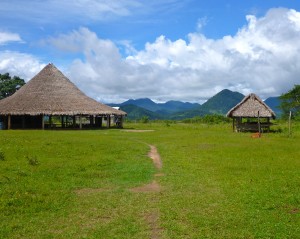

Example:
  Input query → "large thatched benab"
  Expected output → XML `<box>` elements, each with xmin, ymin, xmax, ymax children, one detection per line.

<box><xmin>226</xmin><ymin>93</ymin><xmax>276</xmax><ymax>132</ymax></box>
<box><xmin>0</xmin><ymin>63</ymin><xmax>126</xmax><ymax>129</ymax></box>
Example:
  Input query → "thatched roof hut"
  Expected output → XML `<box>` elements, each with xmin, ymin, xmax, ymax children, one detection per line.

<box><xmin>226</xmin><ymin>93</ymin><xmax>276</xmax><ymax>132</ymax></box>
<box><xmin>0</xmin><ymin>63</ymin><xmax>126</xmax><ymax>129</ymax></box>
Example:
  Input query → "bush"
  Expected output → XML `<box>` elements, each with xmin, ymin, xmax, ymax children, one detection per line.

<box><xmin>182</xmin><ymin>114</ymin><xmax>230</xmax><ymax>124</ymax></box>
<box><xmin>140</xmin><ymin>116</ymin><xmax>149</xmax><ymax>123</ymax></box>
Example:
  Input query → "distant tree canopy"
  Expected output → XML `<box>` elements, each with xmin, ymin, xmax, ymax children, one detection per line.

<box><xmin>0</xmin><ymin>73</ymin><xmax>25</xmax><ymax>100</ymax></box>
<box><xmin>279</xmin><ymin>85</ymin><xmax>300</xmax><ymax>118</ymax></box>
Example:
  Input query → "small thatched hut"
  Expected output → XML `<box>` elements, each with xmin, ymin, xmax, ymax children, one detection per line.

<box><xmin>226</xmin><ymin>93</ymin><xmax>276</xmax><ymax>132</ymax></box>
<box><xmin>0</xmin><ymin>63</ymin><xmax>126</xmax><ymax>129</ymax></box>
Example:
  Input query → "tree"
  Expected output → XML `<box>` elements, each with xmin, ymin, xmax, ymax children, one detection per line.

<box><xmin>0</xmin><ymin>73</ymin><xmax>25</xmax><ymax>100</ymax></box>
<box><xmin>279</xmin><ymin>85</ymin><xmax>300</xmax><ymax>118</ymax></box>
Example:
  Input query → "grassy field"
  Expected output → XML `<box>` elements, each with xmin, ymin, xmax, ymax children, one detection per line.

<box><xmin>0</xmin><ymin>122</ymin><xmax>299</xmax><ymax>238</ymax></box>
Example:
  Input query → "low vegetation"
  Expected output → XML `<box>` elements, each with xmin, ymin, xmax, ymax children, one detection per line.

<box><xmin>0</xmin><ymin>121</ymin><xmax>299</xmax><ymax>238</ymax></box>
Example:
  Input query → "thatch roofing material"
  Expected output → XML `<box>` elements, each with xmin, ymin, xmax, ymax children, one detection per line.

<box><xmin>0</xmin><ymin>64</ymin><xmax>126</xmax><ymax>116</ymax></box>
<box><xmin>226</xmin><ymin>93</ymin><xmax>276</xmax><ymax>118</ymax></box>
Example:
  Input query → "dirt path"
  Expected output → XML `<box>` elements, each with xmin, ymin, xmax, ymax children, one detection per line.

<box><xmin>148</xmin><ymin>145</ymin><xmax>163</xmax><ymax>170</ymax></box>
<box><xmin>130</xmin><ymin>144</ymin><xmax>163</xmax><ymax>193</ymax></box>
<box><xmin>130</xmin><ymin>144</ymin><xmax>163</xmax><ymax>238</ymax></box>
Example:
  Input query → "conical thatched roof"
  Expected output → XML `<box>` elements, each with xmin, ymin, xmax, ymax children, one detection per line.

<box><xmin>226</xmin><ymin>93</ymin><xmax>276</xmax><ymax>118</ymax></box>
<box><xmin>0</xmin><ymin>63</ymin><xmax>126</xmax><ymax>116</ymax></box>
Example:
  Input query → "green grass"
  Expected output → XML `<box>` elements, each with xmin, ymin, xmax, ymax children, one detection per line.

<box><xmin>0</xmin><ymin>122</ymin><xmax>299</xmax><ymax>238</ymax></box>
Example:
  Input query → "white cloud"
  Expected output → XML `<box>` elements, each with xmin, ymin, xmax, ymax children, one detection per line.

<box><xmin>2</xmin><ymin>7</ymin><xmax>300</xmax><ymax>103</ymax></box>
<box><xmin>0</xmin><ymin>31</ymin><xmax>23</xmax><ymax>45</ymax></box>
<box><xmin>43</xmin><ymin>8</ymin><xmax>300</xmax><ymax>103</ymax></box>
<box><xmin>0</xmin><ymin>51</ymin><xmax>45</xmax><ymax>80</ymax></box>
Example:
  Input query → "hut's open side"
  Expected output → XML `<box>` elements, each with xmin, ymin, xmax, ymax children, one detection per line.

<box><xmin>0</xmin><ymin>63</ymin><xmax>126</xmax><ymax>129</ymax></box>
<box><xmin>226</xmin><ymin>93</ymin><xmax>276</xmax><ymax>132</ymax></box>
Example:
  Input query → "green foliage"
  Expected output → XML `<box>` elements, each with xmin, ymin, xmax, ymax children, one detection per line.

<box><xmin>0</xmin><ymin>73</ymin><xmax>25</xmax><ymax>99</ymax></box>
<box><xmin>140</xmin><ymin>115</ymin><xmax>149</xmax><ymax>123</ymax></box>
<box><xmin>279</xmin><ymin>85</ymin><xmax>300</xmax><ymax>119</ymax></box>
<box><xmin>182</xmin><ymin>114</ymin><xmax>231</xmax><ymax>124</ymax></box>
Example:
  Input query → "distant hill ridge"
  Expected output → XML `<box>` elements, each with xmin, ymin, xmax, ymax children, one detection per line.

<box><xmin>109</xmin><ymin>89</ymin><xmax>281</xmax><ymax>120</ymax></box>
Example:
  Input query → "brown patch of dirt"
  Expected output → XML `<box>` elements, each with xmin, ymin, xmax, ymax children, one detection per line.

<box><xmin>154</xmin><ymin>173</ymin><xmax>165</xmax><ymax>177</ymax></box>
<box><xmin>144</xmin><ymin>211</ymin><xmax>163</xmax><ymax>239</ymax></box>
<box><xmin>289</xmin><ymin>208</ymin><xmax>299</xmax><ymax>214</ymax></box>
<box><xmin>130</xmin><ymin>180</ymin><xmax>161</xmax><ymax>193</ymax></box>
<box><xmin>148</xmin><ymin>145</ymin><xmax>162</xmax><ymax>170</ymax></box>
<box><xmin>74</xmin><ymin>188</ymin><xmax>108</xmax><ymax>196</ymax></box>
<box><xmin>251</xmin><ymin>132</ymin><xmax>261</xmax><ymax>138</ymax></box>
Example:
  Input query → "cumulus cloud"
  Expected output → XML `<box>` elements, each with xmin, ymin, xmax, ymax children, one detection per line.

<box><xmin>46</xmin><ymin>8</ymin><xmax>300</xmax><ymax>103</ymax></box>
<box><xmin>0</xmin><ymin>31</ymin><xmax>23</xmax><ymax>45</ymax></box>
<box><xmin>0</xmin><ymin>51</ymin><xmax>45</xmax><ymax>80</ymax></box>
<box><xmin>2</xmin><ymin>7</ymin><xmax>300</xmax><ymax>103</ymax></box>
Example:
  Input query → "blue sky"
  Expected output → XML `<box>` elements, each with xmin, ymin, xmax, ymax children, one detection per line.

<box><xmin>1</xmin><ymin>0</ymin><xmax>300</xmax><ymax>103</ymax></box>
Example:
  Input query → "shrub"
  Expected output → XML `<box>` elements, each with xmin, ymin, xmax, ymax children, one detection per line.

<box><xmin>182</xmin><ymin>114</ymin><xmax>230</xmax><ymax>124</ymax></box>
<box><xmin>140</xmin><ymin>116</ymin><xmax>149</xmax><ymax>123</ymax></box>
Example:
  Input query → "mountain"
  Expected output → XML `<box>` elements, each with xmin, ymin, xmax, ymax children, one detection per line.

<box><xmin>264</xmin><ymin>96</ymin><xmax>281</xmax><ymax>116</ymax></box>
<box><xmin>200</xmin><ymin>89</ymin><xmax>245</xmax><ymax>115</ymax></box>
<box><xmin>111</xmin><ymin>89</ymin><xmax>281</xmax><ymax>120</ymax></box>
<box><xmin>168</xmin><ymin>89</ymin><xmax>244</xmax><ymax>120</ymax></box>
<box><xmin>160</xmin><ymin>100</ymin><xmax>199</xmax><ymax>113</ymax></box>
<box><xmin>119</xmin><ymin>104</ymin><xmax>163</xmax><ymax>120</ymax></box>
<box><xmin>112</xmin><ymin>98</ymin><xmax>200</xmax><ymax>114</ymax></box>
<box><xmin>121</xmin><ymin>98</ymin><xmax>160</xmax><ymax>112</ymax></box>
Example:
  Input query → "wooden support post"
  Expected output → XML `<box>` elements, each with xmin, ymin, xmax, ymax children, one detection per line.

<box><xmin>79</xmin><ymin>115</ymin><xmax>82</xmax><ymax>129</ymax></box>
<box><xmin>41</xmin><ymin>115</ymin><xmax>45</xmax><ymax>130</ymax></box>
<box><xmin>120</xmin><ymin>116</ymin><xmax>124</xmax><ymax>128</ymax></box>
<box><xmin>257</xmin><ymin>111</ymin><xmax>261</xmax><ymax>136</ymax></box>
<box><xmin>107</xmin><ymin>115</ymin><xmax>110</xmax><ymax>128</ymax></box>
<box><xmin>90</xmin><ymin>116</ymin><xmax>94</xmax><ymax>127</ymax></box>
<box><xmin>49</xmin><ymin>115</ymin><xmax>52</xmax><ymax>128</ymax></box>
<box><xmin>7</xmin><ymin>115</ymin><xmax>11</xmax><ymax>130</ymax></box>
<box><xmin>22</xmin><ymin>116</ymin><xmax>25</xmax><ymax>129</ymax></box>
<box><xmin>73</xmin><ymin>116</ymin><xmax>76</xmax><ymax>128</ymax></box>
<box><xmin>232</xmin><ymin>118</ymin><xmax>235</xmax><ymax>132</ymax></box>
<box><xmin>289</xmin><ymin>111</ymin><xmax>292</xmax><ymax>137</ymax></box>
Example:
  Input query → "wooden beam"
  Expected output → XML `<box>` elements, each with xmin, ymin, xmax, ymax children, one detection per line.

<box><xmin>22</xmin><ymin>116</ymin><xmax>25</xmax><ymax>129</ymax></box>
<box><xmin>90</xmin><ymin>115</ymin><xmax>94</xmax><ymax>127</ymax></box>
<box><xmin>73</xmin><ymin>116</ymin><xmax>76</xmax><ymax>128</ymax></box>
<box><xmin>107</xmin><ymin>115</ymin><xmax>110</xmax><ymax>128</ymax></box>
<box><xmin>7</xmin><ymin>115</ymin><xmax>11</xmax><ymax>130</ymax></box>
<box><xmin>49</xmin><ymin>115</ymin><xmax>52</xmax><ymax>128</ymax></box>
<box><xmin>79</xmin><ymin>115</ymin><xmax>82</xmax><ymax>129</ymax></box>
<box><xmin>41</xmin><ymin>115</ymin><xmax>45</xmax><ymax>130</ymax></box>
<box><xmin>257</xmin><ymin>111</ymin><xmax>261</xmax><ymax>135</ymax></box>
<box><xmin>120</xmin><ymin>116</ymin><xmax>124</xmax><ymax>128</ymax></box>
